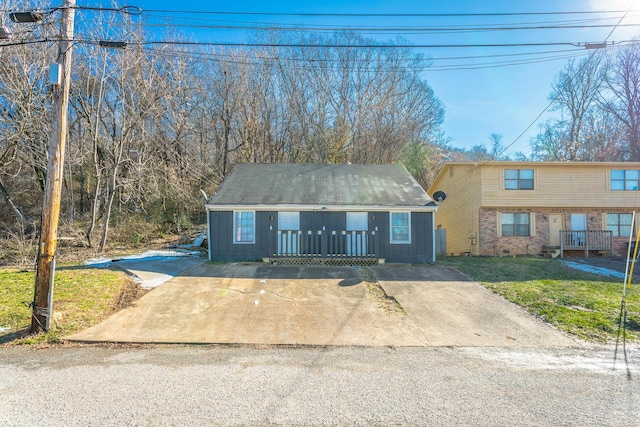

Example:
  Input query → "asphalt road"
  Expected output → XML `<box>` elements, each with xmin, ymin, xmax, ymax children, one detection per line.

<box><xmin>1</xmin><ymin>345</ymin><xmax>638</xmax><ymax>426</ymax></box>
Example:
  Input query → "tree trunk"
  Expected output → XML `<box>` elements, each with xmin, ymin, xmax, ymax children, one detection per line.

<box><xmin>0</xmin><ymin>178</ymin><xmax>30</xmax><ymax>228</ymax></box>
<box><xmin>98</xmin><ymin>175</ymin><xmax>116</xmax><ymax>253</ymax></box>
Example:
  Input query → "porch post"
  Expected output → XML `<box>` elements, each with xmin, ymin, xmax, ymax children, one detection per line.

<box><xmin>585</xmin><ymin>230</ymin><xmax>589</xmax><ymax>257</ymax></box>
<box><xmin>320</xmin><ymin>230</ymin><xmax>327</xmax><ymax>257</ymax></box>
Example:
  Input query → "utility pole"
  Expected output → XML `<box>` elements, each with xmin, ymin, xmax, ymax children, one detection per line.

<box><xmin>31</xmin><ymin>0</ymin><xmax>76</xmax><ymax>333</ymax></box>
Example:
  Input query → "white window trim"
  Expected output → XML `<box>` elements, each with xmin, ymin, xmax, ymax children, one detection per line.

<box><xmin>606</xmin><ymin>212</ymin><xmax>634</xmax><ymax>237</ymax></box>
<box><xmin>499</xmin><ymin>212</ymin><xmax>533</xmax><ymax>237</ymax></box>
<box><xmin>504</xmin><ymin>168</ymin><xmax>535</xmax><ymax>190</ymax></box>
<box><xmin>610</xmin><ymin>169</ymin><xmax>640</xmax><ymax>191</ymax></box>
<box><xmin>233</xmin><ymin>210</ymin><xmax>255</xmax><ymax>244</ymax></box>
<box><xmin>347</xmin><ymin>212</ymin><xmax>368</xmax><ymax>231</ymax></box>
<box><xmin>390</xmin><ymin>211</ymin><xmax>411</xmax><ymax>244</ymax></box>
<box><xmin>278</xmin><ymin>212</ymin><xmax>300</xmax><ymax>231</ymax></box>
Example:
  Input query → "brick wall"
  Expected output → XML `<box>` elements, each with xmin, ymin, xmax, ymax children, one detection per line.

<box><xmin>478</xmin><ymin>208</ymin><xmax>630</xmax><ymax>257</ymax></box>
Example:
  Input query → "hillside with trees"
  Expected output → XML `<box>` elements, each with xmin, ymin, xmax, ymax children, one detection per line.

<box><xmin>0</xmin><ymin>1</ymin><xmax>451</xmax><ymax>263</ymax></box>
<box><xmin>1</xmin><ymin>1</ymin><xmax>639</xmax><ymax>265</ymax></box>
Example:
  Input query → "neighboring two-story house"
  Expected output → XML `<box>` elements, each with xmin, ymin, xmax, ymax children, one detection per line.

<box><xmin>428</xmin><ymin>162</ymin><xmax>640</xmax><ymax>257</ymax></box>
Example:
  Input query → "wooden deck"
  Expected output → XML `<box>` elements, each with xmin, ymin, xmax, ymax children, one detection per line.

<box><xmin>559</xmin><ymin>230</ymin><xmax>613</xmax><ymax>257</ymax></box>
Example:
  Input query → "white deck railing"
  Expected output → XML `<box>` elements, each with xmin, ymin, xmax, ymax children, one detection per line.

<box><xmin>273</xmin><ymin>230</ymin><xmax>379</xmax><ymax>258</ymax></box>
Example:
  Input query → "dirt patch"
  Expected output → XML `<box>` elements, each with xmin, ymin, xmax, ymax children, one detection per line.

<box><xmin>360</xmin><ymin>267</ymin><xmax>405</xmax><ymax>316</ymax></box>
<box><xmin>110</xmin><ymin>278</ymin><xmax>148</xmax><ymax>312</ymax></box>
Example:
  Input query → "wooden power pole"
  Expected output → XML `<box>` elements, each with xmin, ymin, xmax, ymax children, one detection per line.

<box><xmin>31</xmin><ymin>0</ymin><xmax>76</xmax><ymax>333</ymax></box>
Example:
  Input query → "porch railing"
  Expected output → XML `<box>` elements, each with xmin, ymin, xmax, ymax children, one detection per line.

<box><xmin>559</xmin><ymin>230</ymin><xmax>613</xmax><ymax>257</ymax></box>
<box><xmin>271</xmin><ymin>230</ymin><xmax>379</xmax><ymax>258</ymax></box>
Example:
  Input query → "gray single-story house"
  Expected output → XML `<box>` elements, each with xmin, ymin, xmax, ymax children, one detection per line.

<box><xmin>206</xmin><ymin>163</ymin><xmax>438</xmax><ymax>263</ymax></box>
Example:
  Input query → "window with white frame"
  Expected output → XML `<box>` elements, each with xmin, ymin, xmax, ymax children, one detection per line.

<box><xmin>233</xmin><ymin>211</ymin><xmax>255</xmax><ymax>244</ymax></box>
<box><xmin>505</xmin><ymin>169</ymin><xmax>534</xmax><ymax>190</ymax></box>
<box><xmin>390</xmin><ymin>212</ymin><xmax>411</xmax><ymax>244</ymax></box>
<box><xmin>611</xmin><ymin>170</ymin><xmax>639</xmax><ymax>191</ymax></box>
<box><xmin>501</xmin><ymin>212</ymin><xmax>530</xmax><ymax>236</ymax></box>
<box><xmin>347</xmin><ymin>212</ymin><xmax>368</xmax><ymax>231</ymax></box>
<box><xmin>278</xmin><ymin>212</ymin><xmax>300</xmax><ymax>230</ymax></box>
<box><xmin>606</xmin><ymin>213</ymin><xmax>633</xmax><ymax>237</ymax></box>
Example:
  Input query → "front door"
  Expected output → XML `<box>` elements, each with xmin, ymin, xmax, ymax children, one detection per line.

<box><xmin>548</xmin><ymin>214</ymin><xmax>563</xmax><ymax>247</ymax></box>
<box><xmin>346</xmin><ymin>212</ymin><xmax>368</xmax><ymax>255</ymax></box>
<box><xmin>571</xmin><ymin>213</ymin><xmax>587</xmax><ymax>246</ymax></box>
<box><xmin>278</xmin><ymin>212</ymin><xmax>300</xmax><ymax>255</ymax></box>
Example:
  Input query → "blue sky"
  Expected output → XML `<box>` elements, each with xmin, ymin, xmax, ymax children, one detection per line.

<box><xmin>99</xmin><ymin>0</ymin><xmax>640</xmax><ymax>156</ymax></box>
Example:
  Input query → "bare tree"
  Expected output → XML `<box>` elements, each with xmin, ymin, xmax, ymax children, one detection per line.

<box><xmin>603</xmin><ymin>42</ymin><xmax>640</xmax><ymax>161</ymax></box>
<box><xmin>547</xmin><ymin>54</ymin><xmax>606</xmax><ymax>160</ymax></box>
<box><xmin>0</xmin><ymin>1</ymin><xmax>53</xmax><ymax>230</ymax></box>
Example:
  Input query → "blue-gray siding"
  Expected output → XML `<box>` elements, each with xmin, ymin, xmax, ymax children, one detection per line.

<box><xmin>208</xmin><ymin>210</ymin><xmax>433</xmax><ymax>263</ymax></box>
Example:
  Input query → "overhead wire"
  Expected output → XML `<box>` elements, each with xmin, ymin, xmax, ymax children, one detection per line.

<box><xmin>492</xmin><ymin>1</ymin><xmax>638</xmax><ymax>158</ymax></box>
<box><xmin>134</xmin><ymin>9</ymin><xmax>640</xmax><ymax>18</ymax></box>
<box><xmin>2</xmin><ymin>4</ymin><xmax>639</xmax><ymax>152</ymax></box>
<box><xmin>114</xmin><ymin>21</ymin><xmax>640</xmax><ymax>35</ymax></box>
<box><xmin>71</xmin><ymin>38</ymin><xmax>635</xmax><ymax>49</ymax></box>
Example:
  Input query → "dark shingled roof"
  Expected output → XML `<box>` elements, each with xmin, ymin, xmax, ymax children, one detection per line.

<box><xmin>208</xmin><ymin>163</ymin><xmax>434</xmax><ymax>208</ymax></box>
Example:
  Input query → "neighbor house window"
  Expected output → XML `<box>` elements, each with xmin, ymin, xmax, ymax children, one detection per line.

<box><xmin>606</xmin><ymin>213</ymin><xmax>633</xmax><ymax>237</ymax></box>
<box><xmin>390</xmin><ymin>212</ymin><xmax>411</xmax><ymax>244</ymax></box>
<box><xmin>501</xmin><ymin>213</ymin><xmax>530</xmax><ymax>236</ymax></box>
<box><xmin>233</xmin><ymin>211</ymin><xmax>255</xmax><ymax>243</ymax></box>
<box><xmin>611</xmin><ymin>170</ymin><xmax>639</xmax><ymax>191</ymax></box>
<box><xmin>505</xmin><ymin>169</ymin><xmax>534</xmax><ymax>190</ymax></box>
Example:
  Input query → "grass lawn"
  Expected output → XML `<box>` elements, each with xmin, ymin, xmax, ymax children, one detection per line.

<box><xmin>0</xmin><ymin>266</ymin><xmax>144</xmax><ymax>346</ymax></box>
<box><xmin>440</xmin><ymin>257</ymin><xmax>640</xmax><ymax>343</ymax></box>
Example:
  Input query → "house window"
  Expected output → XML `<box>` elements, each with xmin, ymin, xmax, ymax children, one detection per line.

<box><xmin>347</xmin><ymin>212</ymin><xmax>368</xmax><ymax>231</ymax></box>
<box><xmin>233</xmin><ymin>211</ymin><xmax>255</xmax><ymax>244</ymax></box>
<box><xmin>606</xmin><ymin>213</ymin><xmax>633</xmax><ymax>237</ymax></box>
<box><xmin>390</xmin><ymin>212</ymin><xmax>411</xmax><ymax>244</ymax></box>
<box><xmin>505</xmin><ymin>169</ymin><xmax>534</xmax><ymax>190</ymax></box>
<box><xmin>278</xmin><ymin>212</ymin><xmax>300</xmax><ymax>230</ymax></box>
<box><xmin>501</xmin><ymin>213</ymin><xmax>530</xmax><ymax>236</ymax></box>
<box><xmin>611</xmin><ymin>170</ymin><xmax>639</xmax><ymax>191</ymax></box>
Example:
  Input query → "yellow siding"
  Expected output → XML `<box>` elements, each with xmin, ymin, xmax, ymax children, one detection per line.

<box><xmin>429</xmin><ymin>161</ymin><xmax>640</xmax><ymax>256</ymax></box>
<box><xmin>481</xmin><ymin>163</ymin><xmax>640</xmax><ymax>208</ymax></box>
<box><xmin>430</xmin><ymin>163</ymin><xmax>482</xmax><ymax>255</ymax></box>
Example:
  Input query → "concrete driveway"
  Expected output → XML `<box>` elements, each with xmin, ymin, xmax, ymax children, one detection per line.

<box><xmin>67</xmin><ymin>263</ymin><xmax>575</xmax><ymax>347</ymax></box>
<box><xmin>373</xmin><ymin>266</ymin><xmax>575</xmax><ymax>347</ymax></box>
<box><xmin>67</xmin><ymin>264</ymin><xmax>426</xmax><ymax>346</ymax></box>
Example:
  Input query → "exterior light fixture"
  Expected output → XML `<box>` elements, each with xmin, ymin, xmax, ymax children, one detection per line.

<box><xmin>0</xmin><ymin>26</ymin><xmax>11</xmax><ymax>40</ymax></box>
<box><xmin>9</xmin><ymin>11</ymin><xmax>43</xmax><ymax>23</ymax></box>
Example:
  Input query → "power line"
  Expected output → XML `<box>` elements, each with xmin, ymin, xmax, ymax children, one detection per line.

<box><xmin>494</xmin><ymin>1</ymin><xmax>637</xmax><ymax>158</ymax></box>
<box><xmin>138</xmin><ymin>9</ymin><xmax>640</xmax><ymax>18</ymax></box>
<box><xmin>4</xmin><ymin>35</ymin><xmax>635</xmax><ymax>73</ymax></box>
<box><xmin>137</xmin><ymin>43</ymin><xmax>590</xmax><ymax>70</ymax></box>
<box><xmin>121</xmin><ymin>21</ymin><xmax>640</xmax><ymax>34</ymax></box>
<box><xmin>86</xmin><ymin>39</ymin><xmax>633</xmax><ymax>49</ymax></box>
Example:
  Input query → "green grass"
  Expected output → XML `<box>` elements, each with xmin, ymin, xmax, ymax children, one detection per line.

<box><xmin>0</xmin><ymin>266</ymin><xmax>140</xmax><ymax>345</ymax></box>
<box><xmin>440</xmin><ymin>257</ymin><xmax>639</xmax><ymax>343</ymax></box>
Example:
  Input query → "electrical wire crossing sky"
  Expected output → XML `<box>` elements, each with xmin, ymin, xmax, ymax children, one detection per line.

<box><xmin>2</xmin><ymin>0</ymin><xmax>639</xmax><ymax>155</ymax></box>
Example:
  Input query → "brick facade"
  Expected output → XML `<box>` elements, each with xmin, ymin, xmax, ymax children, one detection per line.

<box><xmin>478</xmin><ymin>208</ymin><xmax>630</xmax><ymax>256</ymax></box>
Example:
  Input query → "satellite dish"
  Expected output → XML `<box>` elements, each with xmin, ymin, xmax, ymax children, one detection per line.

<box><xmin>433</xmin><ymin>190</ymin><xmax>447</xmax><ymax>203</ymax></box>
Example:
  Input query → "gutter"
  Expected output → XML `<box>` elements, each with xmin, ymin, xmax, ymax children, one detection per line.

<box><xmin>204</xmin><ymin>203</ymin><xmax>438</xmax><ymax>213</ymax></box>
